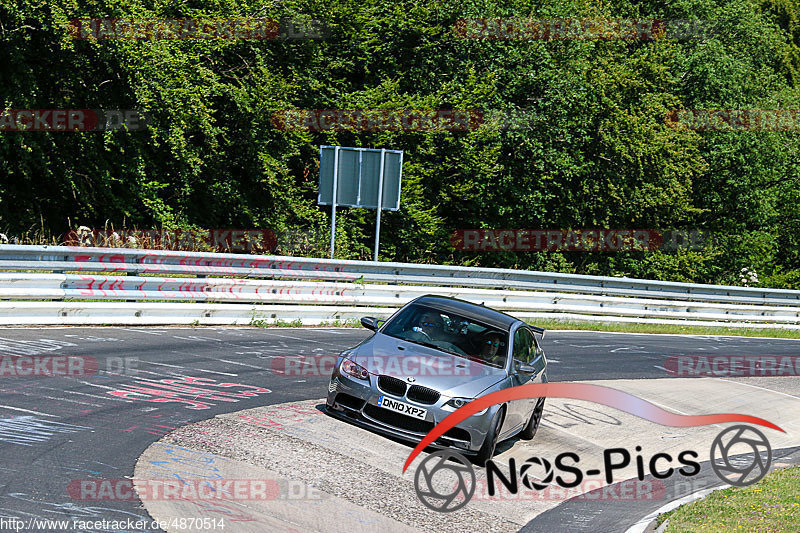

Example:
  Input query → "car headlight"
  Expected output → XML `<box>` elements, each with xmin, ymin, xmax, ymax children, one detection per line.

<box><xmin>445</xmin><ymin>397</ymin><xmax>471</xmax><ymax>409</ymax></box>
<box><xmin>340</xmin><ymin>359</ymin><xmax>369</xmax><ymax>380</ymax></box>
<box><xmin>444</xmin><ymin>397</ymin><xmax>487</xmax><ymax>415</ymax></box>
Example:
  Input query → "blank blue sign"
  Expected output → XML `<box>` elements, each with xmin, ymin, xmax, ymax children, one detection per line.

<box><xmin>318</xmin><ymin>146</ymin><xmax>403</xmax><ymax>210</ymax></box>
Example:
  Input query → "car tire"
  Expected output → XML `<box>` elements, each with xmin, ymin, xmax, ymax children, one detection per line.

<box><xmin>474</xmin><ymin>406</ymin><xmax>505</xmax><ymax>467</ymax></box>
<box><xmin>520</xmin><ymin>397</ymin><xmax>545</xmax><ymax>440</ymax></box>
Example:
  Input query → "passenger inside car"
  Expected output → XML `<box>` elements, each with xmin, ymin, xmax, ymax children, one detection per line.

<box><xmin>480</xmin><ymin>332</ymin><xmax>506</xmax><ymax>366</ymax></box>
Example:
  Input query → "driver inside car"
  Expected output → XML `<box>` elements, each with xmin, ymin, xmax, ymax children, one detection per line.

<box><xmin>411</xmin><ymin>311</ymin><xmax>445</xmax><ymax>341</ymax></box>
<box><xmin>408</xmin><ymin>311</ymin><xmax>469</xmax><ymax>355</ymax></box>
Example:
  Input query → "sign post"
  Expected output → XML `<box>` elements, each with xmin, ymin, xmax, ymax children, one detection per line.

<box><xmin>318</xmin><ymin>146</ymin><xmax>403</xmax><ymax>260</ymax></box>
<box><xmin>373</xmin><ymin>149</ymin><xmax>386</xmax><ymax>261</ymax></box>
<box><xmin>329</xmin><ymin>146</ymin><xmax>340</xmax><ymax>259</ymax></box>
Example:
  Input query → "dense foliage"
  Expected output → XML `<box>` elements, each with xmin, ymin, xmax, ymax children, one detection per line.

<box><xmin>2</xmin><ymin>0</ymin><xmax>800</xmax><ymax>287</ymax></box>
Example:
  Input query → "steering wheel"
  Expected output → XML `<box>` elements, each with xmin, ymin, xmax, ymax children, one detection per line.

<box><xmin>412</xmin><ymin>326</ymin><xmax>434</xmax><ymax>343</ymax></box>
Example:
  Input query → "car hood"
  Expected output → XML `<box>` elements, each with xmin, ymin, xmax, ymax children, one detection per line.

<box><xmin>347</xmin><ymin>333</ymin><xmax>506</xmax><ymax>398</ymax></box>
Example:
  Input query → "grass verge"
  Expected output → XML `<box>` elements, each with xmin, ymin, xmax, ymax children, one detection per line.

<box><xmin>657</xmin><ymin>466</ymin><xmax>800</xmax><ymax>532</ymax></box>
<box><xmin>246</xmin><ymin>315</ymin><xmax>800</xmax><ymax>338</ymax></box>
<box><xmin>523</xmin><ymin>318</ymin><xmax>800</xmax><ymax>339</ymax></box>
<box><xmin>248</xmin><ymin>317</ymin><xmax>360</xmax><ymax>328</ymax></box>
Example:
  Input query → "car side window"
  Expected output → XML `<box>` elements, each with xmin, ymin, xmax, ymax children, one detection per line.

<box><xmin>513</xmin><ymin>328</ymin><xmax>534</xmax><ymax>364</ymax></box>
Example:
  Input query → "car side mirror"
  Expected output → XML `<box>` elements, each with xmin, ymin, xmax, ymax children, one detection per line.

<box><xmin>515</xmin><ymin>360</ymin><xmax>537</xmax><ymax>374</ymax></box>
<box><xmin>360</xmin><ymin>316</ymin><xmax>379</xmax><ymax>331</ymax></box>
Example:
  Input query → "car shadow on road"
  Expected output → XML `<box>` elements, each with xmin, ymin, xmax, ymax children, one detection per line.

<box><xmin>317</xmin><ymin>402</ymin><xmax>529</xmax><ymax>466</ymax></box>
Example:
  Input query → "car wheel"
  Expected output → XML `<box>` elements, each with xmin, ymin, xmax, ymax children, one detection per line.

<box><xmin>474</xmin><ymin>406</ymin><xmax>505</xmax><ymax>467</ymax></box>
<box><xmin>520</xmin><ymin>397</ymin><xmax>545</xmax><ymax>440</ymax></box>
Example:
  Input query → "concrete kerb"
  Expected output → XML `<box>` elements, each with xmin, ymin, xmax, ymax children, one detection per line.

<box><xmin>132</xmin><ymin>377</ymin><xmax>800</xmax><ymax>532</ymax></box>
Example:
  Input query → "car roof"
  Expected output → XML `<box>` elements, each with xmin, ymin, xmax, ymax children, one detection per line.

<box><xmin>411</xmin><ymin>295</ymin><xmax>520</xmax><ymax>330</ymax></box>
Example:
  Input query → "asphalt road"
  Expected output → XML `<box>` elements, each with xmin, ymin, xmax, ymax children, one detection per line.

<box><xmin>0</xmin><ymin>327</ymin><xmax>798</xmax><ymax>532</ymax></box>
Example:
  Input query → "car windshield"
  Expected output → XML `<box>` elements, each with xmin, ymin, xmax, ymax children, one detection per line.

<box><xmin>380</xmin><ymin>303</ymin><xmax>509</xmax><ymax>369</ymax></box>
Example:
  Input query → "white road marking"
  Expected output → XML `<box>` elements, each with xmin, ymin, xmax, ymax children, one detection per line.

<box><xmin>641</xmin><ymin>396</ymin><xmax>729</xmax><ymax>431</ymax></box>
<box><xmin>610</xmin><ymin>346</ymin><xmax>650</xmax><ymax>353</ymax></box>
<box><xmin>100</xmin><ymin>369</ymin><xmax>161</xmax><ymax>378</ymax></box>
<box><xmin>714</xmin><ymin>378</ymin><xmax>800</xmax><ymax>401</ymax></box>
<box><xmin>154</xmin><ymin>367</ymin><xmax>239</xmax><ymax>377</ymax></box>
<box><xmin>75</xmin><ymin>380</ymin><xmax>124</xmax><ymax>392</ymax></box>
<box><xmin>37</xmin><ymin>386</ymin><xmax>130</xmax><ymax>403</ymax></box>
<box><xmin>645</xmin><ymin>398</ymin><xmax>690</xmax><ymax>415</ymax></box>
<box><xmin>121</xmin><ymin>328</ymin><xmax>163</xmax><ymax>335</ymax></box>
<box><xmin>256</xmin><ymin>331</ymin><xmax>341</xmax><ymax>346</ymax></box>
<box><xmin>146</xmin><ymin>361</ymin><xmax>185</xmax><ymax>369</ymax></box>
<box><xmin>218</xmin><ymin>359</ymin><xmax>264</xmax><ymax>369</ymax></box>
<box><xmin>536</xmin><ymin>423</ymin><xmax>608</xmax><ymax>447</ymax></box>
<box><xmin>27</xmin><ymin>393</ymin><xmax>103</xmax><ymax>407</ymax></box>
<box><xmin>193</xmin><ymin>368</ymin><xmax>239</xmax><ymax>376</ymax></box>
<box><xmin>146</xmin><ymin>361</ymin><xmax>241</xmax><ymax>376</ymax></box>
<box><xmin>0</xmin><ymin>405</ymin><xmax>60</xmax><ymax>417</ymax></box>
<box><xmin>172</xmin><ymin>335</ymin><xmax>218</xmax><ymax>342</ymax></box>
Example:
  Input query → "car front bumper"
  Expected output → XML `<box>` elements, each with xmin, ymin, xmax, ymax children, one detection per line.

<box><xmin>325</xmin><ymin>365</ymin><xmax>498</xmax><ymax>454</ymax></box>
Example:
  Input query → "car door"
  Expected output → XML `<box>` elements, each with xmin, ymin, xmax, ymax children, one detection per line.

<box><xmin>501</xmin><ymin>327</ymin><xmax>535</xmax><ymax>434</ymax></box>
<box><xmin>529</xmin><ymin>333</ymin><xmax>547</xmax><ymax>380</ymax></box>
<box><xmin>513</xmin><ymin>327</ymin><xmax>545</xmax><ymax>414</ymax></box>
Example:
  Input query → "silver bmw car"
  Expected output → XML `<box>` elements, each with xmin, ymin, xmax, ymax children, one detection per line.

<box><xmin>325</xmin><ymin>295</ymin><xmax>548</xmax><ymax>465</ymax></box>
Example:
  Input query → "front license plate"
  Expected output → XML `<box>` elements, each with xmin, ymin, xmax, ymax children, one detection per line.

<box><xmin>377</xmin><ymin>395</ymin><xmax>427</xmax><ymax>420</ymax></box>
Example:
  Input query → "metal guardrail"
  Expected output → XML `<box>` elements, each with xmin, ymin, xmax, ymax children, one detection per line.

<box><xmin>1</xmin><ymin>244</ymin><xmax>800</xmax><ymax>327</ymax></box>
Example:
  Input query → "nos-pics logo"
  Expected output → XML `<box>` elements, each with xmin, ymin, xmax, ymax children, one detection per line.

<box><xmin>403</xmin><ymin>384</ymin><xmax>781</xmax><ymax>513</ymax></box>
<box><xmin>413</xmin><ymin>425</ymin><xmax>772</xmax><ymax>512</ymax></box>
